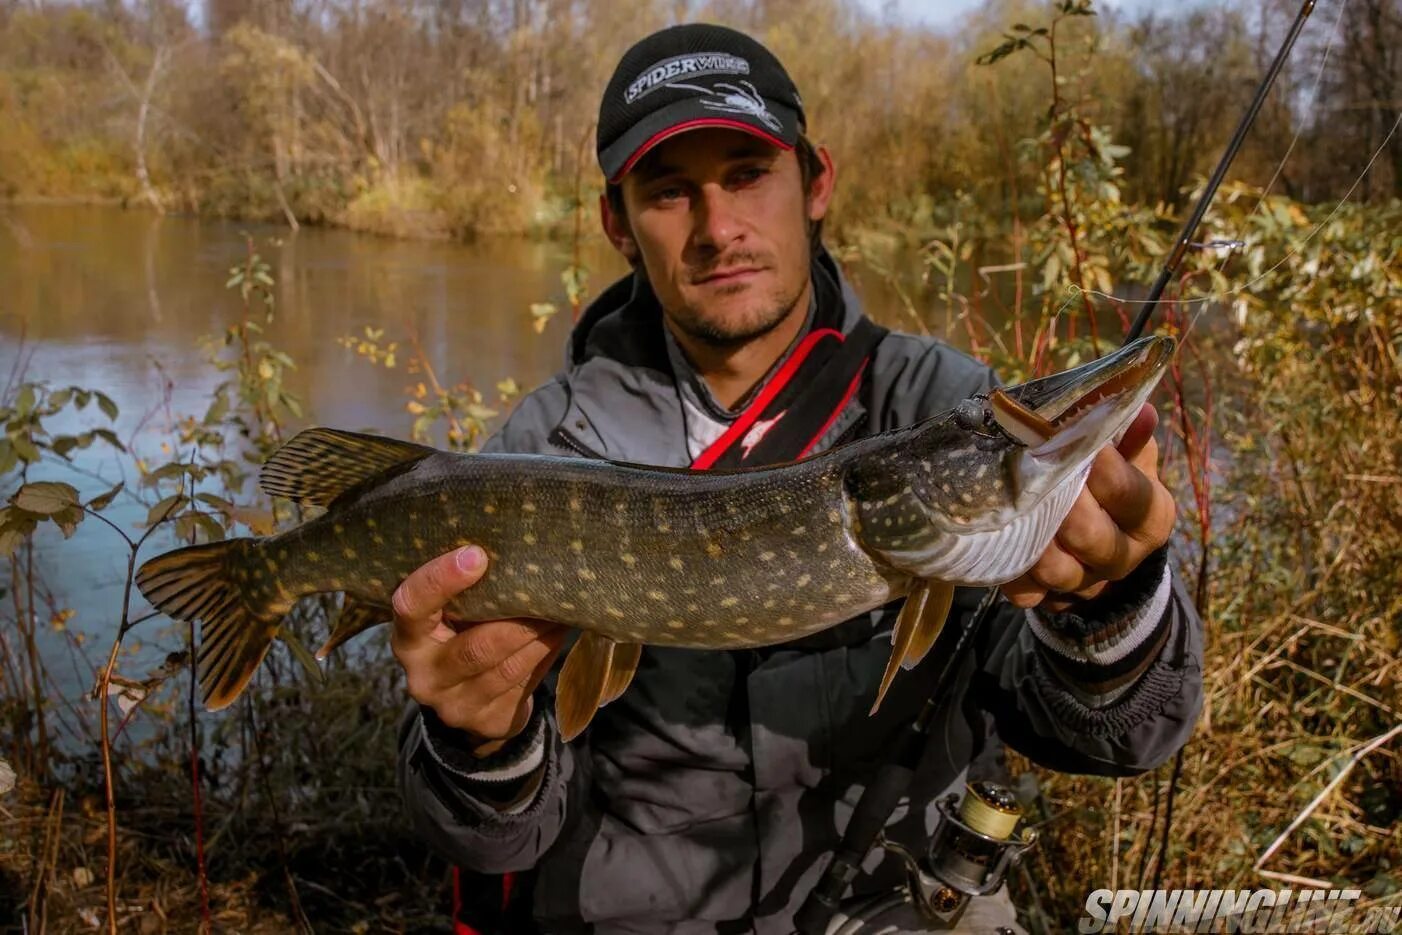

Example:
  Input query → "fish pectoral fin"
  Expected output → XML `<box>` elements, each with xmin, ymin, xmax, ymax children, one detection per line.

<box><xmin>871</xmin><ymin>579</ymin><xmax>955</xmax><ymax>716</ymax></box>
<box><xmin>556</xmin><ymin>632</ymin><xmax>641</xmax><ymax>742</ymax></box>
<box><xmin>602</xmin><ymin>642</ymin><xmax>643</xmax><ymax>705</ymax></box>
<box><xmin>317</xmin><ymin>596</ymin><xmax>392</xmax><ymax>660</ymax></box>
<box><xmin>259</xmin><ymin>427</ymin><xmax>434</xmax><ymax>507</ymax></box>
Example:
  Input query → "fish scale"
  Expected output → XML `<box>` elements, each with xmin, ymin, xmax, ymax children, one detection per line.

<box><xmin>134</xmin><ymin>336</ymin><xmax>1174</xmax><ymax>740</ymax></box>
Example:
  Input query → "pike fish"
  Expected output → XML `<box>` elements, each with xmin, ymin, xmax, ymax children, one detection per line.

<box><xmin>136</xmin><ymin>336</ymin><xmax>1173</xmax><ymax>739</ymax></box>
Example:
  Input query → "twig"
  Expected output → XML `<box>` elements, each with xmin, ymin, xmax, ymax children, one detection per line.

<box><xmin>1254</xmin><ymin>724</ymin><xmax>1402</xmax><ymax>875</ymax></box>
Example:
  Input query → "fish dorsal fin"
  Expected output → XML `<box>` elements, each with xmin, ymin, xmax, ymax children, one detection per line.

<box><xmin>260</xmin><ymin>428</ymin><xmax>434</xmax><ymax>507</ymax></box>
<box><xmin>556</xmin><ymin>632</ymin><xmax>641</xmax><ymax>741</ymax></box>
<box><xmin>871</xmin><ymin>579</ymin><xmax>955</xmax><ymax>715</ymax></box>
<box><xmin>317</xmin><ymin>595</ymin><xmax>392</xmax><ymax>660</ymax></box>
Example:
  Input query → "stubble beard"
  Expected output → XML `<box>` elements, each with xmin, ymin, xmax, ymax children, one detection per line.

<box><xmin>667</xmin><ymin>277</ymin><xmax>808</xmax><ymax>350</ymax></box>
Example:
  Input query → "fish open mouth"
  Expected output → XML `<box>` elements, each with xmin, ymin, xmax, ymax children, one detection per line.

<box><xmin>987</xmin><ymin>337</ymin><xmax>1174</xmax><ymax>448</ymax></box>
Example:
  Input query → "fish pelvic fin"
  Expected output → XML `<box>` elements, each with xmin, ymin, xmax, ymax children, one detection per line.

<box><xmin>317</xmin><ymin>596</ymin><xmax>392</xmax><ymax>660</ymax></box>
<box><xmin>871</xmin><ymin>579</ymin><xmax>955</xmax><ymax>716</ymax></box>
<box><xmin>136</xmin><ymin>539</ymin><xmax>285</xmax><ymax>710</ymax></box>
<box><xmin>259</xmin><ymin>427</ymin><xmax>433</xmax><ymax>507</ymax></box>
<box><xmin>556</xmin><ymin>632</ymin><xmax>642</xmax><ymax>742</ymax></box>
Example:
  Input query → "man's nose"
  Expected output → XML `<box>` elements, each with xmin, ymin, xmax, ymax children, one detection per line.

<box><xmin>691</xmin><ymin>183</ymin><xmax>742</xmax><ymax>252</ymax></box>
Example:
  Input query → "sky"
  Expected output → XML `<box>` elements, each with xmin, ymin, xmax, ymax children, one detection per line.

<box><xmin>854</xmin><ymin>0</ymin><xmax>1160</xmax><ymax>30</ymax></box>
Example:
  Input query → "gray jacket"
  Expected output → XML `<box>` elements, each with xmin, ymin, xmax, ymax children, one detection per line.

<box><xmin>398</xmin><ymin>258</ymin><xmax>1204</xmax><ymax>934</ymax></box>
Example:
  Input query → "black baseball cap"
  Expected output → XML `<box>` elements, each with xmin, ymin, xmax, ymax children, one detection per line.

<box><xmin>597</xmin><ymin>24</ymin><xmax>806</xmax><ymax>183</ymax></box>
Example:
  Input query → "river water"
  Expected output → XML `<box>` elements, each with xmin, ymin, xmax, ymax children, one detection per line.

<box><xmin>0</xmin><ymin>204</ymin><xmax>920</xmax><ymax>723</ymax></box>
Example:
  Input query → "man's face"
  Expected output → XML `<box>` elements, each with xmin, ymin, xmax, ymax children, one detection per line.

<box><xmin>610</xmin><ymin>128</ymin><xmax>833</xmax><ymax>348</ymax></box>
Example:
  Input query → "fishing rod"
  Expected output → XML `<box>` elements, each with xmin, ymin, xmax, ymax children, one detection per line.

<box><xmin>794</xmin><ymin>2</ymin><xmax>1316</xmax><ymax>931</ymax></box>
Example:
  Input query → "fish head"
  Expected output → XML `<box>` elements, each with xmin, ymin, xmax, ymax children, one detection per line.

<box><xmin>858</xmin><ymin>336</ymin><xmax>1175</xmax><ymax>584</ymax></box>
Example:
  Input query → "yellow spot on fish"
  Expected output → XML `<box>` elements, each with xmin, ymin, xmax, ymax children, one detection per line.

<box><xmin>514</xmin><ymin>590</ymin><xmax>532</xmax><ymax>603</ymax></box>
<box><xmin>447</xmin><ymin>516</ymin><xmax>459</xmax><ymax>529</ymax></box>
<box><xmin>523</xmin><ymin>532</ymin><xmax>537</xmax><ymax>545</ymax></box>
<box><xmin>778</xmin><ymin>616</ymin><xmax>794</xmax><ymax>626</ymax></box>
<box><xmin>439</xmin><ymin>492</ymin><xmax>450</xmax><ymax>504</ymax></box>
<box><xmin>759</xmin><ymin>551</ymin><xmax>775</xmax><ymax>562</ymax></box>
<box><xmin>657</xmin><ymin>523</ymin><xmax>671</xmax><ymax>533</ymax></box>
<box><xmin>796</xmin><ymin>574</ymin><xmax>811</xmax><ymax>587</ymax></box>
<box><xmin>828</xmin><ymin>509</ymin><xmax>840</xmax><ymax>523</ymax></box>
<box><xmin>764</xmin><ymin>599</ymin><xmax>777</xmax><ymax>609</ymax></box>
<box><xmin>526</xmin><ymin>563</ymin><xmax>541</xmax><ymax>574</ymax></box>
<box><xmin>606</xmin><ymin>607</ymin><xmax>625</xmax><ymax>619</ymax></box>
<box><xmin>522</xmin><ymin>502</ymin><xmax>536</xmax><ymax>513</ymax></box>
<box><xmin>370</xmin><ymin>578</ymin><xmax>384</xmax><ymax>589</ymax></box>
<box><xmin>720</xmin><ymin>597</ymin><xmax>739</xmax><ymax>607</ymax></box>
<box><xmin>372</xmin><ymin>534</ymin><xmax>385</xmax><ymax>546</ymax></box>
<box><xmin>668</xmin><ymin>556</ymin><xmax>684</xmax><ymax>571</ymax></box>
<box><xmin>817</xmin><ymin>543</ymin><xmax>828</xmax><ymax>553</ymax></box>
<box><xmin>333</xmin><ymin>523</ymin><xmax>345</xmax><ymax>534</ymax></box>
<box><xmin>686</xmin><ymin>603</ymin><xmax>699</xmax><ymax>613</ymax></box>
<box><xmin>706</xmin><ymin>542</ymin><xmax>723</xmax><ymax>558</ymax></box>
<box><xmin>791</xmin><ymin>526</ymin><xmax>806</xmax><ymax>536</ymax></box>
<box><xmin>621</xmin><ymin>553</ymin><xmax>637</xmax><ymax>567</ymax></box>
<box><xmin>710</xmin><ymin>576</ymin><xmax>725</xmax><ymax>586</ymax></box>
<box><xmin>342</xmin><ymin>547</ymin><xmax>357</xmax><ymax>559</ymax></box>
<box><xmin>408</xmin><ymin>511</ymin><xmax>419</xmax><ymax>521</ymax></box>
<box><xmin>569</xmin><ymin>497</ymin><xmax>582</xmax><ymax>511</ymax></box>
<box><xmin>666</xmin><ymin>619</ymin><xmax>685</xmax><ymax>629</ymax></box>
<box><xmin>483</xmin><ymin>503</ymin><xmax>497</xmax><ymax>514</ymax></box>
<box><xmin>646</xmin><ymin>590</ymin><xmax>667</xmax><ymax>601</ymax></box>
<box><xmin>412</xmin><ymin>537</ymin><xmax>426</xmax><ymax>550</ymax></box>
<box><xmin>306</xmin><ymin>551</ymin><xmax>320</xmax><ymax>563</ymax></box>
<box><xmin>734</xmin><ymin>617</ymin><xmax>749</xmax><ymax>625</ymax></box>
<box><xmin>265</xmin><ymin>559</ymin><xmax>279</xmax><ymax>573</ymax></box>
<box><xmin>683</xmin><ymin>587</ymin><xmax>697</xmax><ymax>596</ymax></box>
<box><xmin>578</xmin><ymin>568</ymin><xmax>597</xmax><ymax>581</ymax></box>
<box><xmin>560</xmin><ymin>601</ymin><xmax>576</xmax><ymax>611</ymax></box>
<box><xmin>328</xmin><ymin>579</ymin><xmax>344</xmax><ymax>590</ymax></box>
<box><xmin>570</xmin><ymin>539</ymin><xmax>584</xmax><ymax>553</ymax></box>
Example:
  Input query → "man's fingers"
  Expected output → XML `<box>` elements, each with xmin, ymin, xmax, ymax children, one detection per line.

<box><xmin>1115</xmin><ymin>403</ymin><xmax>1159</xmax><ymax>461</ymax></box>
<box><xmin>391</xmin><ymin>546</ymin><xmax>487</xmax><ymax>645</ymax></box>
<box><xmin>434</xmin><ymin>618</ymin><xmax>564</xmax><ymax>685</ymax></box>
<box><xmin>1054</xmin><ymin>489</ymin><xmax>1134</xmax><ymax>577</ymax></box>
<box><xmin>1085</xmin><ymin>440</ymin><xmax>1157</xmax><ymax>531</ymax></box>
<box><xmin>469</xmin><ymin>623</ymin><xmax>568</xmax><ymax>701</ymax></box>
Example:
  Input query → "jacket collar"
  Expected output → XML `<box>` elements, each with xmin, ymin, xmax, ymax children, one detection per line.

<box><xmin>554</xmin><ymin>247</ymin><xmax>869</xmax><ymax>466</ymax></box>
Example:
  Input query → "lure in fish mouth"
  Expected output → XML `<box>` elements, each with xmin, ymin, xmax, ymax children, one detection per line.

<box><xmin>135</xmin><ymin>336</ymin><xmax>1174</xmax><ymax>740</ymax></box>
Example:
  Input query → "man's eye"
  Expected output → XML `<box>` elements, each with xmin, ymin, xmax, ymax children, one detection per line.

<box><xmin>652</xmin><ymin>186</ymin><xmax>685</xmax><ymax>203</ymax></box>
<box><xmin>733</xmin><ymin>167</ymin><xmax>766</xmax><ymax>185</ymax></box>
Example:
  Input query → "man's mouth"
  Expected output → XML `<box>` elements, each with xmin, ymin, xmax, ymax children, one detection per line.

<box><xmin>693</xmin><ymin>266</ymin><xmax>764</xmax><ymax>285</ymax></box>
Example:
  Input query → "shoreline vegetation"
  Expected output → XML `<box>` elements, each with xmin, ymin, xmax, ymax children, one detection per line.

<box><xmin>2</xmin><ymin>0</ymin><xmax>1399</xmax><ymax>931</ymax></box>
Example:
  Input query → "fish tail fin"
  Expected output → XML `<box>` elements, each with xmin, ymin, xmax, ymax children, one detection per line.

<box><xmin>136</xmin><ymin>539</ymin><xmax>284</xmax><ymax>710</ymax></box>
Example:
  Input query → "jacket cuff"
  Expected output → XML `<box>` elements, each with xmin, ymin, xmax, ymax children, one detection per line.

<box><xmin>1025</xmin><ymin>546</ymin><xmax>1172</xmax><ymax>705</ymax></box>
<box><xmin>418</xmin><ymin>703</ymin><xmax>548</xmax><ymax>814</ymax></box>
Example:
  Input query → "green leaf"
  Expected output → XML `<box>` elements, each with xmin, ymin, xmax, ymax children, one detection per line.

<box><xmin>11</xmin><ymin>435</ymin><xmax>38</xmax><ymax>464</ymax></box>
<box><xmin>51</xmin><ymin>436</ymin><xmax>79</xmax><ymax>458</ymax></box>
<box><xmin>49</xmin><ymin>388</ymin><xmax>72</xmax><ymax>409</ymax></box>
<box><xmin>147</xmin><ymin>495</ymin><xmax>186</xmax><ymax>527</ymax></box>
<box><xmin>279</xmin><ymin>626</ymin><xmax>324</xmax><ymax>685</ymax></box>
<box><xmin>90</xmin><ymin>428</ymin><xmax>124</xmax><ymax>451</ymax></box>
<box><xmin>193</xmin><ymin>512</ymin><xmax>226</xmax><ymax>542</ymax></box>
<box><xmin>87</xmin><ymin>482</ymin><xmax>124</xmax><ymax>511</ymax></box>
<box><xmin>51</xmin><ymin>505</ymin><xmax>84</xmax><ymax>539</ymax></box>
<box><xmin>95</xmin><ymin>392</ymin><xmax>118</xmax><ymax>421</ymax></box>
<box><xmin>74</xmin><ymin>390</ymin><xmax>91</xmax><ymax>410</ymax></box>
<box><xmin>15</xmin><ymin>385</ymin><xmax>35</xmax><ymax>416</ymax></box>
<box><xmin>12</xmin><ymin>482</ymin><xmax>80</xmax><ymax>516</ymax></box>
<box><xmin>203</xmin><ymin>392</ymin><xmax>229</xmax><ymax>425</ymax></box>
<box><xmin>174</xmin><ymin>513</ymin><xmax>198</xmax><ymax>543</ymax></box>
<box><xmin>0</xmin><ymin>440</ymin><xmax>16</xmax><ymax>475</ymax></box>
<box><xmin>0</xmin><ymin>521</ymin><xmax>33</xmax><ymax>558</ymax></box>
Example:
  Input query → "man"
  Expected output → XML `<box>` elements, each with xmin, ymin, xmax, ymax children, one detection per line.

<box><xmin>393</xmin><ymin>24</ymin><xmax>1202</xmax><ymax>935</ymax></box>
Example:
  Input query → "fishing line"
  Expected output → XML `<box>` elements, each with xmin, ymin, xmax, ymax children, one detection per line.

<box><xmin>1062</xmin><ymin>108</ymin><xmax>1399</xmax><ymax>317</ymax></box>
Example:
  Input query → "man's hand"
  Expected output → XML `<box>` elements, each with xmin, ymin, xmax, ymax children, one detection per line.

<box><xmin>1001</xmin><ymin>403</ymin><xmax>1176</xmax><ymax>613</ymax></box>
<box><xmin>391</xmin><ymin>545</ymin><xmax>567</xmax><ymax>757</ymax></box>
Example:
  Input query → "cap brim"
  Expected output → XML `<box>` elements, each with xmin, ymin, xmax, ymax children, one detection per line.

<box><xmin>601</xmin><ymin>96</ymin><xmax>801</xmax><ymax>182</ymax></box>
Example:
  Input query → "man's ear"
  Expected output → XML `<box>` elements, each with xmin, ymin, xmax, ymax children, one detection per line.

<box><xmin>806</xmin><ymin>144</ymin><xmax>837</xmax><ymax>223</ymax></box>
<box><xmin>600</xmin><ymin>191</ymin><xmax>640</xmax><ymax>263</ymax></box>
